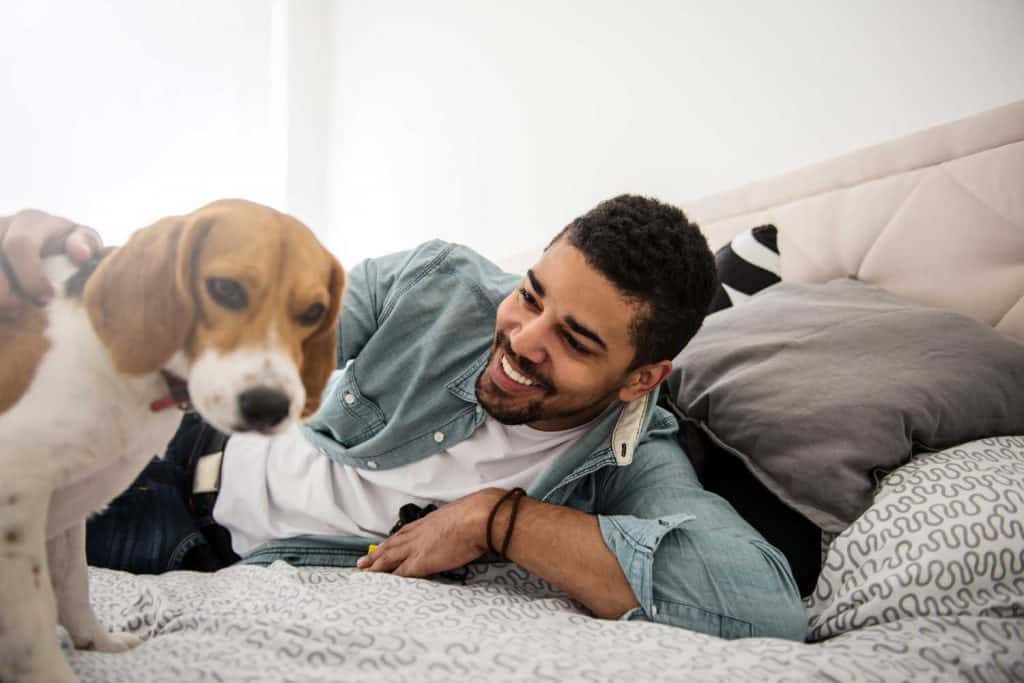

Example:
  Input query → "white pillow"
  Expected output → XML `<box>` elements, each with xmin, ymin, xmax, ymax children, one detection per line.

<box><xmin>804</xmin><ymin>435</ymin><xmax>1024</xmax><ymax>641</ymax></box>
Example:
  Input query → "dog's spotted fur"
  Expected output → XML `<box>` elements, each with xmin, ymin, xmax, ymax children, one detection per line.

<box><xmin>0</xmin><ymin>200</ymin><xmax>343</xmax><ymax>682</ymax></box>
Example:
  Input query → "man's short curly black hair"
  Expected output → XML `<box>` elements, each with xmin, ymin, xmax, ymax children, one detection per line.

<box><xmin>548</xmin><ymin>194</ymin><xmax>716</xmax><ymax>368</ymax></box>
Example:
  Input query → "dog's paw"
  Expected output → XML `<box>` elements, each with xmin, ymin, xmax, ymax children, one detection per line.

<box><xmin>78</xmin><ymin>630</ymin><xmax>143</xmax><ymax>653</ymax></box>
<box><xmin>103</xmin><ymin>631</ymin><xmax>144</xmax><ymax>652</ymax></box>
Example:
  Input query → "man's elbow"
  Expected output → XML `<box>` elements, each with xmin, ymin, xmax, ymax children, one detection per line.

<box><xmin>589</xmin><ymin>594</ymin><xmax>640</xmax><ymax>620</ymax></box>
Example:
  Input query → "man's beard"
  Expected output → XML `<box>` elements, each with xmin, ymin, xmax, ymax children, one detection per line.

<box><xmin>475</xmin><ymin>332</ymin><xmax>555</xmax><ymax>425</ymax></box>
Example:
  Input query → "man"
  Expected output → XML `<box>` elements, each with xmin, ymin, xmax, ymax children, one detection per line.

<box><xmin>0</xmin><ymin>196</ymin><xmax>806</xmax><ymax>639</ymax></box>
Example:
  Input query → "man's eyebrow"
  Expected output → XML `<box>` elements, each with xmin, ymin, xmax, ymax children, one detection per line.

<box><xmin>564</xmin><ymin>315</ymin><xmax>607</xmax><ymax>351</ymax></box>
<box><xmin>527</xmin><ymin>268</ymin><xmax>607</xmax><ymax>351</ymax></box>
<box><xmin>527</xmin><ymin>269</ymin><xmax>545</xmax><ymax>297</ymax></box>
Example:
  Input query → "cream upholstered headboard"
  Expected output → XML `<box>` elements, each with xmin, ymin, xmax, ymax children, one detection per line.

<box><xmin>683</xmin><ymin>100</ymin><xmax>1024</xmax><ymax>341</ymax></box>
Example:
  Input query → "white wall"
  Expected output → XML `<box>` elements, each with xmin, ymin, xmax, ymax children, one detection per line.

<box><xmin>323</xmin><ymin>0</ymin><xmax>1024</xmax><ymax>266</ymax></box>
<box><xmin>2</xmin><ymin>1</ymin><xmax>1023</xmax><ymax>267</ymax></box>
<box><xmin>0</xmin><ymin>0</ymin><xmax>286</xmax><ymax>245</ymax></box>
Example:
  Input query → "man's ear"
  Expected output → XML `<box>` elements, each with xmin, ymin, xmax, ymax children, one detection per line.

<box><xmin>618</xmin><ymin>359</ymin><xmax>673</xmax><ymax>403</ymax></box>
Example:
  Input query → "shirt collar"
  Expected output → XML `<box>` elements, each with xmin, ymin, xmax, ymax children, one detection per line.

<box><xmin>445</xmin><ymin>346</ymin><xmax>657</xmax><ymax>466</ymax></box>
<box><xmin>445</xmin><ymin>348</ymin><xmax>491</xmax><ymax>404</ymax></box>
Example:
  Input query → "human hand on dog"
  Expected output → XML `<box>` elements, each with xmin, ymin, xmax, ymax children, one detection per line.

<box><xmin>356</xmin><ymin>489</ymin><xmax>503</xmax><ymax>577</ymax></box>
<box><xmin>0</xmin><ymin>209</ymin><xmax>102</xmax><ymax>311</ymax></box>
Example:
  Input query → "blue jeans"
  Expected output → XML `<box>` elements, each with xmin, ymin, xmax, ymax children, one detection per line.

<box><xmin>86</xmin><ymin>413</ymin><xmax>236</xmax><ymax>573</ymax></box>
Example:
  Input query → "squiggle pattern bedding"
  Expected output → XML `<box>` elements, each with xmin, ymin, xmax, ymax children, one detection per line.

<box><xmin>70</xmin><ymin>561</ymin><xmax>1023</xmax><ymax>682</ymax></box>
<box><xmin>806</xmin><ymin>436</ymin><xmax>1024</xmax><ymax>641</ymax></box>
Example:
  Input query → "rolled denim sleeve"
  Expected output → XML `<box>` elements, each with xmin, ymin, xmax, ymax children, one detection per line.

<box><xmin>595</xmin><ymin>419</ymin><xmax>807</xmax><ymax>640</ymax></box>
<box><xmin>597</xmin><ymin>512</ymin><xmax>695</xmax><ymax>620</ymax></box>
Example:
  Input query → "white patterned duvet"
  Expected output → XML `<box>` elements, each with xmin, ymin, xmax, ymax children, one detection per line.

<box><xmin>70</xmin><ymin>436</ymin><xmax>1024</xmax><ymax>683</ymax></box>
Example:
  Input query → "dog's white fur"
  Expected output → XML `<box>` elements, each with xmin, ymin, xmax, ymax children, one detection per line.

<box><xmin>0</xmin><ymin>265</ymin><xmax>180</xmax><ymax>682</ymax></box>
<box><xmin>190</xmin><ymin>331</ymin><xmax>306</xmax><ymax>435</ymax></box>
<box><xmin>0</xmin><ymin>201</ymin><xmax>343</xmax><ymax>682</ymax></box>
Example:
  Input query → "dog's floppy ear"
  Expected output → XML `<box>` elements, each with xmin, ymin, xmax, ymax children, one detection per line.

<box><xmin>300</xmin><ymin>256</ymin><xmax>346</xmax><ymax>418</ymax></box>
<box><xmin>85</xmin><ymin>214</ymin><xmax>211</xmax><ymax>375</ymax></box>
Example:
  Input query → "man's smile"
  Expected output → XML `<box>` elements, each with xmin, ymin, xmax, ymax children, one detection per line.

<box><xmin>489</xmin><ymin>350</ymin><xmax>548</xmax><ymax>396</ymax></box>
<box><xmin>501</xmin><ymin>354</ymin><xmax>535</xmax><ymax>386</ymax></box>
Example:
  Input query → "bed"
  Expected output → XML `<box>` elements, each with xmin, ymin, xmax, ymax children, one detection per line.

<box><xmin>72</xmin><ymin>101</ymin><xmax>1024</xmax><ymax>682</ymax></box>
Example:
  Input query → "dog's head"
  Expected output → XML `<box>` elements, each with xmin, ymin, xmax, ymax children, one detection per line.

<box><xmin>84</xmin><ymin>199</ymin><xmax>345</xmax><ymax>434</ymax></box>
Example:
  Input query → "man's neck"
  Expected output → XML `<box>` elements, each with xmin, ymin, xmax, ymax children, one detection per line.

<box><xmin>525</xmin><ymin>397</ymin><xmax>617</xmax><ymax>432</ymax></box>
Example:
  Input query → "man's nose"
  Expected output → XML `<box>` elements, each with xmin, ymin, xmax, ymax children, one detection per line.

<box><xmin>508</xmin><ymin>318</ymin><xmax>548</xmax><ymax>366</ymax></box>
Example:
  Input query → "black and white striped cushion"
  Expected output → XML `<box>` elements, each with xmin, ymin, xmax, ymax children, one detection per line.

<box><xmin>708</xmin><ymin>224</ymin><xmax>781</xmax><ymax>314</ymax></box>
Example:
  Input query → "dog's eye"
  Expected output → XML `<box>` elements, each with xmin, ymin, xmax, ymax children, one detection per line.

<box><xmin>206</xmin><ymin>278</ymin><xmax>248</xmax><ymax>310</ymax></box>
<box><xmin>298</xmin><ymin>302</ymin><xmax>326</xmax><ymax>326</ymax></box>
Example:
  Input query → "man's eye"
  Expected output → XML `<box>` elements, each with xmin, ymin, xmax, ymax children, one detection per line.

<box><xmin>520</xmin><ymin>287</ymin><xmax>538</xmax><ymax>308</ymax></box>
<box><xmin>563</xmin><ymin>333</ymin><xmax>590</xmax><ymax>355</ymax></box>
<box><xmin>206</xmin><ymin>277</ymin><xmax>248</xmax><ymax>310</ymax></box>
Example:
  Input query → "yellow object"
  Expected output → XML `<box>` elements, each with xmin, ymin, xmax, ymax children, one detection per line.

<box><xmin>367</xmin><ymin>544</ymin><xmax>378</xmax><ymax>553</ymax></box>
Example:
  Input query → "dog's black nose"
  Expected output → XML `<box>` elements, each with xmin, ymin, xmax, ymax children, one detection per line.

<box><xmin>238</xmin><ymin>387</ymin><xmax>290</xmax><ymax>430</ymax></box>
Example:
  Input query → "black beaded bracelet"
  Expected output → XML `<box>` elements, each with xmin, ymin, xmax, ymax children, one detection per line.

<box><xmin>486</xmin><ymin>487</ymin><xmax>526</xmax><ymax>558</ymax></box>
<box><xmin>500</xmin><ymin>489</ymin><xmax>527</xmax><ymax>558</ymax></box>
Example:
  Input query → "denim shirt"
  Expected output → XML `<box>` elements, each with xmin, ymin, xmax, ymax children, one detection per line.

<box><xmin>242</xmin><ymin>240</ymin><xmax>806</xmax><ymax>640</ymax></box>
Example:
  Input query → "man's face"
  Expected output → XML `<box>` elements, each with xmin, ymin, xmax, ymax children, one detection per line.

<box><xmin>476</xmin><ymin>239</ymin><xmax>642</xmax><ymax>431</ymax></box>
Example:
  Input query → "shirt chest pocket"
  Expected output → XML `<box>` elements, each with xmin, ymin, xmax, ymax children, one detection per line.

<box><xmin>309</xmin><ymin>370</ymin><xmax>387</xmax><ymax>448</ymax></box>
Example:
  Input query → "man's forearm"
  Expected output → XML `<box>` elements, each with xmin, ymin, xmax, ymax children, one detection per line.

<box><xmin>356</xmin><ymin>487</ymin><xmax>641</xmax><ymax>619</ymax></box>
<box><xmin>479</xmin><ymin>490</ymin><xmax>639</xmax><ymax>620</ymax></box>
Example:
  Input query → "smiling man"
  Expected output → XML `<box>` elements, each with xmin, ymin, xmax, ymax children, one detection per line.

<box><xmin>478</xmin><ymin>242</ymin><xmax>649</xmax><ymax>430</ymax></box>
<box><xmin>2</xmin><ymin>195</ymin><xmax>806</xmax><ymax>639</ymax></box>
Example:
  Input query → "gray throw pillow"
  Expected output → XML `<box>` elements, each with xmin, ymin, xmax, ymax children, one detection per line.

<box><xmin>668</xmin><ymin>278</ymin><xmax>1024</xmax><ymax>532</ymax></box>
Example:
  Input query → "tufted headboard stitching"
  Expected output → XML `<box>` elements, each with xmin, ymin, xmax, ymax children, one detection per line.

<box><xmin>683</xmin><ymin>100</ymin><xmax>1024</xmax><ymax>340</ymax></box>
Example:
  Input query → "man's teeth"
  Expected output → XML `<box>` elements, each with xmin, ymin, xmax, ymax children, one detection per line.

<box><xmin>501</xmin><ymin>355</ymin><xmax>536</xmax><ymax>386</ymax></box>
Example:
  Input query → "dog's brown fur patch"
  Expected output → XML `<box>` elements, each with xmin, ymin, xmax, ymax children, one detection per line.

<box><xmin>0</xmin><ymin>252</ymin><xmax>105</xmax><ymax>415</ymax></box>
<box><xmin>0</xmin><ymin>303</ymin><xmax>49</xmax><ymax>416</ymax></box>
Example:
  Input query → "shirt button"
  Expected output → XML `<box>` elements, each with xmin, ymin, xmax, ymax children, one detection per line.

<box><xmin>367</xmin><ymin>460</ymin><xmax>378</xmax><ymax>469</ymax></box>
<box><xmin>433</xmin><ymin>431</ymin><xmax>445</xmax><ymax>443</ymax></box>
<box><xmin>344</xmin><ymin>393</ymin><xmax>356</xmax><ymax>405</ymax></box>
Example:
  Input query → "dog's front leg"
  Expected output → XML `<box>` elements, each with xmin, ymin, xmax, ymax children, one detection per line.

<box><xmin>0</xmin><ymin>482</ymin><xmax>77</xmax><ymax>683</ymax></box>
<box><xmin>48</xmin><ymin>521</ymin><xmax>143</xmax><ymax>653</ymax></box>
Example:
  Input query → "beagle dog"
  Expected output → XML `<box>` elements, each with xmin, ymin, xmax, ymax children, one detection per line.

<box><xmin>0</xmin><ymin>199</ymin><xmax>344</xmax><ymax>682</ymax></box>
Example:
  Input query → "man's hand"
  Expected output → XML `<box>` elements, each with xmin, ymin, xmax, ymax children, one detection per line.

<box><xmin>356</xmin><ymin>490</ymin><xmax>501</xmax><ymax>577</ymax></box>
<box><xmin>358</xmin><ymin>488</ymin><xmax>639</xmax><ymax>618</ymax></box>
<box><xmin>0</xmin><ymin>209</ymin><xmax>102</xmax><ymax>311</ymax></box>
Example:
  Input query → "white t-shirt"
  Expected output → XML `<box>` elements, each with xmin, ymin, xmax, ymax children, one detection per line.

<box><xmin>213</xmin><ymin>417</ymin><xmax>591</xmax><ymax>556</ymax></box>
